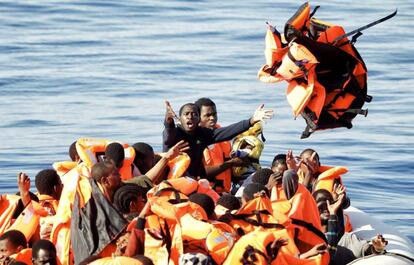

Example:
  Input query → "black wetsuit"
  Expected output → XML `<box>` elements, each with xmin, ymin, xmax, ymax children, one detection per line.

<box><xmin>163</xmin><ymin>119</ymin><xmax>251</xmax><ymax>180</ymax></box>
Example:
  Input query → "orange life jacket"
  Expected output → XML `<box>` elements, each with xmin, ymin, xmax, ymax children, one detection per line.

<box><xmin>258</xmin><ymin>2</ymin><xmax>370</xmax><ymax>138</ymax></box>
<box><xmin>10</xmin><ymin>248</ymin><xmax>32</xmax><ymax>265</ymax></box>
<box><xmin>312</xmin><ymin>166</ymin><xmax>347</xmax><ymax>193</ymax></box>
<box><xmin>229</xmin><ymin>196</ymin><xmax>290</xmax><ymax>237</ymax></box>
<box><xmin>0</xmin><ymin>194</ymin><xmax>20</xmax><ymax>235</ymax></box>
<box><xmin>6</xmin><ymin>201</ymin><xmax>40</xmax><ymax>242</ymax></box>
<box><xmin>223</xmin><ymin>228</ymin><xmax>316</xmax><ymax>265</ymax></box>
<box><xmin>52</xmin><ymin>161</ymin><xmax>78</xmax><ymax>178</ymax></box>
<box><xmin>89</xmin><ymin>256</ymin><xmax>145</xmax><ymax>265</ymax></box>
<box><xmin>167</xmin><ymin>153</ymin><xmax>191</xmax><ymax>180</ymax></box>
<box><xmin>76</xmin><ymin>138</ymin><xmax>135</xmax><ymax>180</ymax></box>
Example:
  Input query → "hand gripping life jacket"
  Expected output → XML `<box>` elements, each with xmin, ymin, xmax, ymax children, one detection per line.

<box><xmin>76</xmin><ymin>138</ymin><xmax>135</xmax><ymax>180</ymax></box>
<box><xmin>258</xmin><ymin>2</ymin><xmax>372</xmax><ymax>138</ymax></box>
<box><xmin>232</xmin><ymin>122</ymin><xmax>264</xmax><ymax>178</ymax></box>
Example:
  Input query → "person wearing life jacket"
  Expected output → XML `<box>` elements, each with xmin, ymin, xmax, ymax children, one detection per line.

<box><xmin>0</xmin><ymin>230</ymin><xmax>28</xmax><ymax>263</ymax></box>
<box><xmin>214</xmin><ymin>194</ymin><xmax>241</xmax><ymax>218</ymax></box>
<box><xmin>31</xmin><ymin>239</ymin><xmax>59</xmax><ymax>265</ymax></box>
<box><xmin>52</xmin><ymin>141</ymin><xmax>81</xmax><ymax>178</ymax></box>
<box><xmin>113</xmin><ymin>183</ymin><xmax>148</xmax><ymax>222</ymax></box>
<box><xmin>128</xmin><ymin>140</ymin><xmax>190</xmax><ymax>190</ymax></box>
<box><xmin>234</xmin><ymin>167</ymin><xmax>273</xmax><ymax>198</ymax></box>
<box><xmin>105</xmin><ymin>142</ymin><xmax>136</xmax><ymax>181</ymax></box>
<box><xmin>271</xmin><ymin>170</ymin><xmax>329</xmax><ymax>265</ymax></box>
<box><xmin>194</xmin><ymin>97</ymin><xmax>248</xmax><ymax>193</ymax></box>
<box><xmin>163</xmin><ymin>100</ymin><xmax>273</xmax><ymax>180</ymax></box>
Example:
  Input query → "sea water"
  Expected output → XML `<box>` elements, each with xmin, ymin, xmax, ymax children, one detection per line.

<box><xmin>0</xmin><ymin>0</ymin><xmax>413</xmax><ymax>241</ymax></box>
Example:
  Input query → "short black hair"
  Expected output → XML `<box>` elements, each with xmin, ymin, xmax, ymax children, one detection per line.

<box><xmin>113</xmin><ymin>183</ymin><xmax>147</xmax><ymax>214</ymax></box>
<box><xmin>32</xmin><ymin>239</ymin><xmax>56</xmax><ymax>259</ymax></box>
<box><xmin>271</xmin><ymin>154</ymin><xmax>287</xmax><ymax>168</ymax></box>
<box><xmin>69</xmin><ymin>141</ymin><xmax>78</xmax><ymax>162</ymax></box>
<box><xmin>0</xmin><ymin>230</ymin><xmax>27</xmax><ymax>249</ymax></box>
<box><xmin>194</xmin><ymin>97</ymin><xmax>216</xmax><ymax>109</ymax></box>
<box><xmin>312</xmin><ymin>189</ymin><xmax>333</xmax><ymax>204</ymax></box>
<box><xmin>188</xmin><ymin>193</ymin><xmax>215</xmax><ymax>219</ymax></box>
<box><xmin>132</xmin><ymin>142</ymin><xmax>154</xmax><ymax>169</ymax></box>
<box><xmin>91</xmin><ymin>160</ymin><xmax>116</xmax><ymax>183</ymax></box>
<box><xmin>179</xmin><ymin>103</ymin><xmax>200</xmax><ymax>116</ymax></box>
<box><xmin>252</xmin><ymin>168</ymin><xmax>274</xmax><ymax>186</ymax></box>
<box><xmin>217</xmin><ymin>194</ymin><xmax>241</xmax><ymax>211</ymax></box>
<box><xmin>105</xmin><ymin>142</ymin><xmax>125</xmax><ymax>168</ymax></box>
<box><xmin>242</xmin><ymin>183</ymin><xmax>269</xmax><ymax>202</ymax></box>
<box><xmin>35</xmin><ymin>169</ymin><xmax>60</xmax><ymax>196</ymax></box>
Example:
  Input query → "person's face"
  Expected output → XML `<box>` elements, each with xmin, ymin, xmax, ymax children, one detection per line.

<box><xmin>105</xmin><ymin>168</ymin><xmax>121</xmax><ymax>192</ymax></box>
<box><xmin>272</xmin><ymin>163</ymin><xmax>287</xmax><ymax>174</ymax></box>
<box><xmin>0</xmin><ymin>239</ymin><xmax>19</xmax><ymax>259</ymax></box>
<box><xmin>32</xmin><ymin>249</ymin><xmax>57</xmax><ymax>265</ymax></box>
<box><xmin>301</xmin><ymin>151</ymin><xmax>320</xmax><ymax>173</ymax></box>
<box><xmin>199</xmin><ymin>105</ymin><xmax>217</xmax><ymax>129</ymax></box>
<box><xmin>180</xmin><ymin>105</ymin><xmax>200</xmax><ymax>133</ymax></box>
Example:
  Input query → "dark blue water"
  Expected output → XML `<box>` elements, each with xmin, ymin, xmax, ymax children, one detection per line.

<box><xmin>0</xmin><ymin>1</ymin><xmax>413</xmax><ymax>241</ymax></box>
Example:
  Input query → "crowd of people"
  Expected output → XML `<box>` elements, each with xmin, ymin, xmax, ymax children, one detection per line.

<box><xmin>0</xmin><ymin>98</ymin><xmax>388</xmax><ymax>265</ymax></box>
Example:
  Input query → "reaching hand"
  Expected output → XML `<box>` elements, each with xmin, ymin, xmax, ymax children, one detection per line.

<box><xmin>327</xmin><ymin>193</ymin><xmax>345</xmax><ymax>215</ymax></box>
<box><xmin>302</xmin><ymin>151</ymin><xmax>318</xmax><ymax>176</ymax></box>
<box><xmin>286</xmin><ymin>150</ymin><xmax>301</xmax><ymax>172</ymax></box>
<box><xmin>333</xmin><ymin>183</ymin><xmax>346</xmax><ymax>201</ymax></box>
<box><xmin>164</xmin><ymin>140</ymin><xmax>190</xmax><ymax>160</ymax></box>
<box><xmin>165</xmin><ymin>100</ymin><xmax>178</xmax><ymax>124</ymax></box>
<box><xmin>250</xmin><ymin>104</ymin><xmax>274</xmax><ymax>125</ymax></box>
<box><xmin>17</xmin><ymin>172</ymin><xmax>30</xmax><ymax>195</ymax></box>
<box><xmin>371</xmin><ymin>234</ymin><xmax>388</xmax><ymax>254</ymax></box>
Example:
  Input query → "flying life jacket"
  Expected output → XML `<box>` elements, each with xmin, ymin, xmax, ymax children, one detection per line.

<box><xmin>203</xmin><ymin>135</ymin><xmax>232</xmax><ymax>193</ymax></box>
<box><xmin>232</xmin><ymin>122</ymin><xmax>265</xmax><ymax>178</ymax></box>
<box><xmin>167</xmin><ymin>153</ymin><xmax>191</xmax><ymax>179</ymax></box>
<box><xmin>0</xmin><ymin>194</ymin><xmax>20</xmax><ymax>235</ymax></box>
<box><xmin>76</xmin><ymin>138</ymin><xmax>135</xmax><ymax>180</ymax></box>
<box><xmin>258</xmin><ymin>2</ymin><xmax>377</xmax><ymax>138</ymax></box>
<box><xmin>53</xmin><ymin>161</ymin><xmax>78</xmax><ymax>178</ymax></box>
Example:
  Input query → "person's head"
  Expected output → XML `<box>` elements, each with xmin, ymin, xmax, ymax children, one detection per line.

<box><xmin>282</xmin><ymin>169</ymin><xmax>299</xmax><ymax>200</ymax></box>
<box><xmin>313</xmin><ymin>189</ymin><xmax>333</xmax><ymax>226</ymax></box>
<box><xmin>69</xmin><ymin>141</ymin><xmax>80</xmax><ymax>162</ymax></box>
<box><xmin>195</xmin><ymin>98</ymin><xmax>217</xmax><ymax>129</ymax></box>
<box><xmin>271</xmin><ymin>154</ymin><xmax>288</xmax><ymax>174</ymax></box>
<box><xmin>242</xmin><ymin>183</ymin><xmax>269</xmax><ymax>205</ymax></box>
<box><xmin>252</xmin><ymin>168</ymin><xmax>274</xmax><ymax>186</ymax></box>
<box><xmin>132</xmin><ymin>142</ymin><xmax>155</xmax><ymax>174</ymax></box>
<box><xmin>188</xmin><ymin>193</ymin><xmax>216</xmax><ymax>220</ymax></box>
<box><xmin>216</xmin><ymin>194</ymin><xmax>241</xmax><ymax>211</ymax></box>
<box><xmin>0</xmin><ymin>230</ymin><xmax>27</xmax><ymax>259</ymax></box>
<box><xmin>32</xmin><ymin>239</ymin><xmax>57</xmax><ymax>265</ymax></box>
<box><xmin>105</xmin><ymin>142</ymin><xmax>125</xmax><ymax>169</ymax></box>
<box><xmin>179</xmin><ymin>103</ymin><xmax>200</xmax><ymax>134</ymax></box>
<box><xmin>35</xmin><ymin>169</ymin><xmax>63</xmax><ymax>200</ymax></box>
<box><xmin>113</xmin><ymin>183</ymin><xmax>147</xmax><ymax>219</ymax></box>
<box><xmin>92</xmin><ymin>160</ymin><xmax>121</xmax><ymax>196</ymax></box>
<box><xmin>300</xmin><ymin>148</ymin><xmax>320</xmax><ymax>172</ymax></box>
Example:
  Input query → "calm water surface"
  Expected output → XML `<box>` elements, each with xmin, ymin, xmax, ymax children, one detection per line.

<box><xmin>0</xmin><ymin>1</ymin><xmax>413</xmax><ymax>241</ymax></box>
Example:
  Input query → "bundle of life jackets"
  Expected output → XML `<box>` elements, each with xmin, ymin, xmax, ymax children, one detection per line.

<box><xmin>258</xmin><ymin>2</ymin><xmax>372</xmax><ymax>138</ymax></box>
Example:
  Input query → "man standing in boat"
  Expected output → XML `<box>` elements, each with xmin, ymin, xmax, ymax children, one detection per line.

<box><xmin>162</xmin><ymin>100</ymin><xmax>273</xmax><ymax>180</ymax></box>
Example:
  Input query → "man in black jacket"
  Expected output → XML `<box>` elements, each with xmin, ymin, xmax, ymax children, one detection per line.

<box><xmin>163</xmin><ymin>100</ymin><xmax>273</xmax><ymax>180</ymax></box>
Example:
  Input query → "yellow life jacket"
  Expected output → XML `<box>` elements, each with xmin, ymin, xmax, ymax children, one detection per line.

<box><xmin>313</xmin><ymin>166</ymin><xmax>347</xmax><ymax>193</ymax></box>
<box><xmin>232</xmin><ymin>123</ymin><xmax>264</xmax><ymax>178</ymax></box>
<box><xmin>76</xmin><ymin>138</ymin><xmax>135</xmax><ymax>180</ymax></box>
<box><xmin>52</xmin><ymin>161</ymin><xmax>78</xmax><ymax>178</ymax></box>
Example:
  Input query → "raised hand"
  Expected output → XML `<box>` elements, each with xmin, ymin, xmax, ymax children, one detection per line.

<box><xmin>17</xmin><ymin>172</ymin><xmax>31</xmax><ymax>207</ymax></box>
<box><xmin>371</xmin><ymin>234</ymin><xmax>388</xmax><ymax>254</ymax></box>
<box><xmin>164</xmin><ymin>140</ymin><xmax>190</xmax><ymax>160</ymax></box>
<box><xmin>333</xmin><ymin>183</ymin><xmax>346</xmax><ymax>201</ymax></box>
<box><xmin>165</xmin><ymin>100</ymin><xmax>178</xmax><ymax>124</ymax></box>
<box><xmin>250</xmin><ymin>104</ymin><xmax>274</xmax><ymax>125</ymax></box>
<box><xmin>327</xmin><ymin>193</ymin><xmax>345</xmax><ymax>215</ymax></box>
<box><xmin>302</xmin><ymin>151</ymin><xmax>318</xmax><ymax>176</ymax></box>
<box><xmin>286</xmin><ymin>149</ymin><xmax>301</xmax><ymax>172</ymax></box>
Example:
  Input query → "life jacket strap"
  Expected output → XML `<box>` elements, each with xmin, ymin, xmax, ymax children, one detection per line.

<box><xmin>240</xmin><ymin>245</ymin><xmax>272</xmax><ymax>265</ymax></box>
<box><xmin>291</xmin><ymin>218</ymin><xmax>328</xmax><ymax>244</ymax></box>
